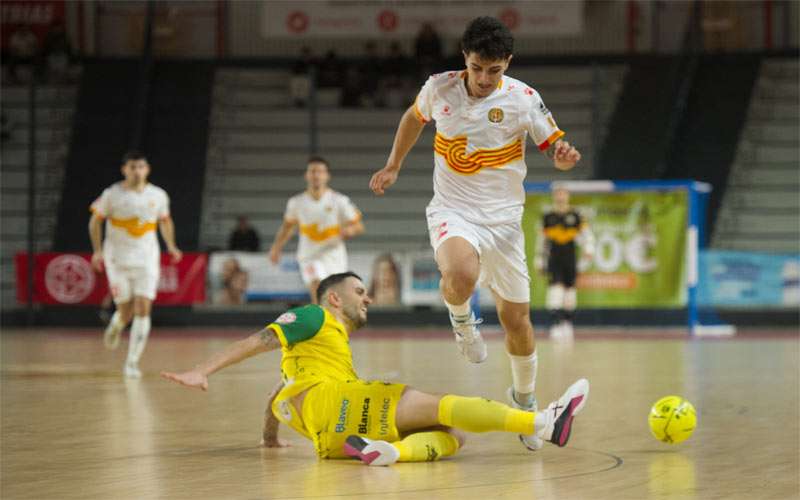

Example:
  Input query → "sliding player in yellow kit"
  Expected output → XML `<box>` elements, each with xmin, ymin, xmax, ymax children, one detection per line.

<box><xmin>369</xmin><ymin>17</ymin><xmax>582</xmax><ymax>451</ymax></box>
<box><xmin>162</xmin><ymin>272</ymin><xmax>589</xmax><ymax>466</ymax></box>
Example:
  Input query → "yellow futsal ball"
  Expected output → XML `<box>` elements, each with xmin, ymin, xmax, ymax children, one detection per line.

<box><xmin>648</xmin><ymin>396</ymin><xmax>697</xmax><ymax>444</ymax></box>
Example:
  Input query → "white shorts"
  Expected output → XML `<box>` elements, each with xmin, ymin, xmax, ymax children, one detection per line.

<box><xmin>298</xmin><ymin>247</ymin><xmax>347</xmax><ymax>286</ymax></box>
<box><xmin>104</xmin><ymin>261</ymin><xmax>159</xmax><ymax>304</ymax></box>
<box><xmin>427</xmin><ymin>209</ymin><xmax>531</xmax><ymax>303</ymax></box>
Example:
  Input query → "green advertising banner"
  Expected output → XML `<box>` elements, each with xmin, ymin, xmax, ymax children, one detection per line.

<box><xmin>523</xmin><ymin>190</ymin><xmax>688</xmax><ymax>308</ymax></box>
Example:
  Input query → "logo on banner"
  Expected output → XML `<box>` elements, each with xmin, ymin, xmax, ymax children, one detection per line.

<box><xmin>377</xmin><ymin>10</ymin><xmax>398</xmax><ymax>32</ymax></box>
<box><xmin>158</xmin><ymin>265</ymin><xmax>179</xmax><ymax>293</ymax></box>
<box><xmin>499</xmin><ymin>8</ymin><xmax>521</xmax><ymax>29</ymax></box>
<box><xmin>44</xmin><ymin>255</ymin><xmax>95</xmax><ymax>303</ymax></box>
<box><xmin>286</xmin><ymin>11</ymin><xmax>309</xmax><ymax>33</ymax></box>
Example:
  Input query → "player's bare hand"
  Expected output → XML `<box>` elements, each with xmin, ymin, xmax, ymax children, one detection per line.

<box><xmin>369</xmin><ymin>166</ymin><xmax>399</xmax><ymax>195</ymax></box>
<box><xmin>261</xmin><ymin>436</ymin><xmax>291</xmax><ymax>448</ymax></box>
<box><xmin>168</xmin><ymin>247</ymin><xmax>183</xmax><ymax>263</ymax></box>
<box><xmin>91</xmin><ymin>251</ymin><xmax>104</xmax><ymax>272</ymax></box>
<box><xmin>160</xmin><ymin>370</ymin><xmax>208</xmax><ymax>391</ymax></box>
<box><xmin>268</xmin><ymin>246</ymin><xmax>280</xmax><ymax>265</ymax></box>
<box><xmin>553</xmin><ymin>140</ymin><xmax>581</xmax><ymax>171</ymax></box>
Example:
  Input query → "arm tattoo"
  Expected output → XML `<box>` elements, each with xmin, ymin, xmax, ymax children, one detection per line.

<box><xmin>257</xmin><ymin>328</ymin><xmax>282</xmax><ymax>350</ymax></box>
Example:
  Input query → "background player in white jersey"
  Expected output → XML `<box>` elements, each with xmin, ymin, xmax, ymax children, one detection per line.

<box><xmin>88</xmin><ymin>151</ymin><xmax>182</xmax><ymax>378</ymax></box>
<box><xmin>269</xmin><ymin>156</ymin><xmax>364</xmax><ymax>303</ymax></box>
<box><xmin>369</xmin><ymin>17</ymin><xmax>581</xmax><ymax>451</ymax></box>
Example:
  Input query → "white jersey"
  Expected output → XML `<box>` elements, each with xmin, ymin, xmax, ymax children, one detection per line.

<box><xmin>90</xmin><ymin>182</ymin><xmax>170</xmax><ymax>268</ymax></box>
<box><xmin>415</xmin><ymin>70</ymin><xmax>564</xmax><ymax>225</ymax></box>
<box><xmin>284</xmin><ymin>189</ymin><xmax>361</xmax><ymax>262</ymax></box>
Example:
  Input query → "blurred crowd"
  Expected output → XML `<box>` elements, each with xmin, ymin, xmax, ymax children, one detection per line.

<box><xmin>289</xmin><ymin>23</ymin><xmax>446</xmax><ymax>109</ymax></box>
<box><xmin>2</xmin><ymin>21</ymin><xmax>78</xmax><ymax>85</ymax></box>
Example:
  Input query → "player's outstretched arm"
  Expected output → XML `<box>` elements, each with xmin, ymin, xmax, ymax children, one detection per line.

<box><xmin>261</xmin><ymin>379</ymin><xmax>291</xmax><ymax>448</ymax></box>
<box><xmin>370</xmin><ymin>105</ymin><xmax>426</xmax><ymax>195</ymax></box>
<box><xmin>158</xmin><ymin>216</ymin><xmax>183</xmax><ymax>263</ymax></box>
<box><xmin>161</xmin><ymin>327</ymin><xmax>282</xmax><ymax>391</ymax></box>
<box><xmin>269</xmin><ymin>219</ymin><xmax>298</xmax><ymax>265</ymax></box>
<box><xmin>545</xmin><ymin>139</ymin><xmax>582</xmax><ymax>171</ymax></box>
<box><xmin>88</xmin><ymin>213</ymin><xmax>105</xmax><ymax>272</ymax></box>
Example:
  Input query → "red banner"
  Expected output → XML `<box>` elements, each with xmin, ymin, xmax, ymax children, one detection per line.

<box><xmin>15</xmin><ymin>252</ymin><xmax>207</xmax><ymax>305</ymax></box>
<box><xmin>1</xmin><ymin>1</ymin><xmax>65</xmax><ymax>50</ymax></box>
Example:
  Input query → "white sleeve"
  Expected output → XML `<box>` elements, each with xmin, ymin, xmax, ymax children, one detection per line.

<box><xmin>413</xmin><ymin>75</ymin><xmax>437</xmax><ymax>123</ymax></box>
<box><xmin>338</xmin><ymin>195</ymin><xmax>361</xmax><ymax>223</ymax></box>
<box><xmin>90</xmin><ymin>188</ymin><xmax>112</xmax><ymax>218</ymax></box>
<box><xmin>284</xmin><ymin>197</ymin><xmax>299</xmax><ymax>222</ymax></box>
<box><xmin>524</xmin><ymin>89</ymin><xmax>564</xmax><ymax>151</ymax></box>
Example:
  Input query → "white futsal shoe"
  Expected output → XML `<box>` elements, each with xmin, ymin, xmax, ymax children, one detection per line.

<box><xmin>507</xmin><ymin>387</ymin><xmax>542</xmax><ymax>451</ymax></box>
<box><xmin>450</xmin><ymin>312</ymin><xmax>487</xmax><ymax>363</ymax></box>
<box><xmin>123</xmin><ymin>362</ymin><xmax>142</xmax><ymax>379</ymax></box>
<box><xmin>537</xmin><ymin>378</ymin><xmax>590</xmax><ymax>448</ymax></box>
<box><xmin>343</xmin><ymin>435</ymin><xmax>399</xmax><ymax>466</ymax></box>
<box><xmin>103</xmin><ymin>320</ymin><xmax>123</xmax><ymax>350</ymax></box>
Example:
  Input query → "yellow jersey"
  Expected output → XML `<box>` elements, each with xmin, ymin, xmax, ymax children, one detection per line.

<box><xmin>266</xmin><ymin>304</ymin><xmax>358</xmax><ymax>439</ymax></box>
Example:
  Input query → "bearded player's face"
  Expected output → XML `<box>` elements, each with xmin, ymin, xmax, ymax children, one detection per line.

<box><xmin>463</xmin><ymin>52</ymin><xmax>511</xmax><ymax>98</ymax></box>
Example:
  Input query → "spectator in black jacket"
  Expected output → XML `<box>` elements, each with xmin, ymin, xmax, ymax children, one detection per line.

<box><xmin>228</xmin><ymin>216</ymin><xmax>260</xmax><ymax>252</ymax></box>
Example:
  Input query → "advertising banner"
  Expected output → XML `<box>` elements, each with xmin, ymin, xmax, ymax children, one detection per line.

<box><xmin>1</xmin><ymin>1</ymin><xmax>65</xmax><ymax>50</ymax></box>
<box><xmin>208</xmin><ymin>251</ymin><xmax>405</xmax><ymax>306</ymax></box>
<box><xmin>522</xmin><ymin>190</ymin><xmax>688</xmax><ymax>308</ymax></box>
<box><xmin>698</xmin><ymin>250</ymin><xmax>800</xmax><ymax>308</ymax></box>
<box><xmin>15</xmin><ymin>252</ymin><xmax>207</xmax><ymax>305</ymax></box>
<box><xmin>261</xmin><ymin>1</ymin><xmax>582</xmax><ymax>38</ymax></box>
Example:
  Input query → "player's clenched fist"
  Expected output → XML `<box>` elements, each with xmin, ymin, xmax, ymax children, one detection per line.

<box><xmin>552</xmin><ymin>140</ymin><xmax>581</xmax><ymax>171</ymax></box>
<box><xmin>369</xmin><ymin>166</ymin><xmax>399</xmax><ymax>195</ymax></box>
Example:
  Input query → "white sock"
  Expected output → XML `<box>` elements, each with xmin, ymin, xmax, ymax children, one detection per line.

<box><xmin>563</xmin><ymin>288</ymin><xmax>577</xmax><ymax>311</ymax></box>
<box><xmin>126</xmin><ymin>316</ymin><xmax>151</xmax><ymax>365</ymax></box>
<box><xmin>444</xmin><ymin>299</ymin><xmax>471</xmax><ymax>319</ymax></box>
<box><xmin>535</xmin><ymin>412</ymin><xmax>547</xmax><ymax>432</ymax></box>
<box><xmin>508</xmin><ymin>351</ymin><xmax>538</xmax><ymax>403</ymax></box>
<box><xmin>109</xmin><ymin>311</ymin><xmax>126</xmax><ymax>333</ymax></box>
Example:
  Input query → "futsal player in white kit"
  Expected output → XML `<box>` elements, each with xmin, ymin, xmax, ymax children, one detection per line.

<box><xmin>88</xmin><ymin>152</ymin><xmax>182</xmax><ymax>378</ymax></box>
<box><xmin>269</xmin><ymin>156</ymin><xmax>364</xmax><ymax>303</ymax></box>
<box><xmin>370</xmin><ymin>17</ymin><xmax>581</xmax><ymax>450</ymax></box>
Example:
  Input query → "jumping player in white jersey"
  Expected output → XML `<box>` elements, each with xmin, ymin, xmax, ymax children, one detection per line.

<box><xmin>89</xmin><ymin>151</ymin><xmax>182</xmax><ymax>378</ymax></box>
<box><xmin>369</xmin><ymin>17</ymin><xmax>581</xmax><ymax>451</ymax></box>
<box><xmin>269</xmin><ymin>156</ymin><xmax>364</xmax><ymax>303</ymax></box>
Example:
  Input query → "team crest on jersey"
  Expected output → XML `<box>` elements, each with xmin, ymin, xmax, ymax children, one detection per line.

<box><xmin>276</xmin><ymin>312</ymin><xmax>297</xmax><ymax>324</ymax></box>
<box><xmin>565</xmin><ymin>214</ymin><xmax>576</xmax><ymax>225</ymax></box>
<box><xmin>488</xmin><ymin>108</ymin><xmax>504</xmax><ymax>123</ymax></box>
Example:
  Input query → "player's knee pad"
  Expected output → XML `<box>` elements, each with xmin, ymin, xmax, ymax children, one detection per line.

<box><xmin>546</xmin><ymin>284</ymin><xmax>565</xmax><ymax>310</ymax></box>
<box><xmin>563</xmin><ymin>288</ymin><xmax>577</xmax><ymax>311</ymax></box>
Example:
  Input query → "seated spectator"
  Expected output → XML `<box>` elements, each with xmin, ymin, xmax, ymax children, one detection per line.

<box><xmin>42</xmin><ymin>21</ymin><xmax>73</xmax><ymax>83</ymax></box>
<box><xmin>340</xmin><ymin>66</ymin><xmax>364</xmax><ymax>107</ymax></box>
<box><xmin>228</xmin><ymin>216</ymin><xmax>260</xmax><ymax>252</ymax></box>
<box><xmin>359</xmin><ymin>41</ymin><xmax>383</xmax><ymax>106</ymax></box>
<box><xmin>318</xmin><ymin>50</ymin><xmax>343</xmax><ymax>88</ymax></box>
<box><xmin>289</xmin><ymin>46</ymin><xmax>315</xmax><ymax>107</ymax></box>
<box><xmin>415</xmin><ymin>23</ymin><xmax>443</xmax><ymax>78</ymax></box>
<box><xmin>8</xmin><ymin>26</ymin><xmax>39</xmax><ymax>83</ymax></box>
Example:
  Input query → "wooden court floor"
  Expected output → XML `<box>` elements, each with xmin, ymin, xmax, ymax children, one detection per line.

<box><xmin>1</xmin><ymin>326</ymin><xmax>798</xmax><ymax>500</ymax></box>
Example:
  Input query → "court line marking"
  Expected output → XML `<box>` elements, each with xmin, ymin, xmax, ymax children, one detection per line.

<box><xmin>111</xmin><ymin>444</ymin><xmax>623</xmax><ymax>498</ymax></box>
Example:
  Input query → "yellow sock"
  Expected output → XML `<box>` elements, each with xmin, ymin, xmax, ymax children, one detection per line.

<box><xmin>393</xmin><ymin>431</ymin><xmax>460</xmax><ymax>462</ymax></box>
<box><xmin>438</xmin><ymin>394</ymin><xmax>536</xmax><ymax>435</ymax></box>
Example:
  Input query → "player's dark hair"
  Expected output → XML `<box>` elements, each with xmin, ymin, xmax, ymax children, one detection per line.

<box><xmin>461</xmin><ymin>16</ymin><xmax>514</xmax><ymax>60</ymax></box>
<box><xmin>317</xmin><ymin>271</ymin><xmax>362</xmax><ymax>303</ymax></box>
<box><xmin>122</xmin><ymin>150</ymin><xmax>147</xmax><ymax>163</ymax></box>
<box><xmin>307</xmin><ymin>155</ymin><xmax>329</xmax><ymax>168</ymax></box>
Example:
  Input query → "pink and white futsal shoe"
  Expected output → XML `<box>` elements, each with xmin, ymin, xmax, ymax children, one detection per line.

<box><xmin>538</xmin><ymin>378</ymin><xmax>589</xmax><ymax>447</ymax></box>
<box><xmin>343</xmin><ymin>435</ymin><xmax>399</xmax><ymax>466</ymax></box>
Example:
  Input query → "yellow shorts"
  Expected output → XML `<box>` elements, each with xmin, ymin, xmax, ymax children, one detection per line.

<box><xmin>302</xmin><ymin>379</ymin><xmax>406</xmax><ymax>458</ymax></box>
